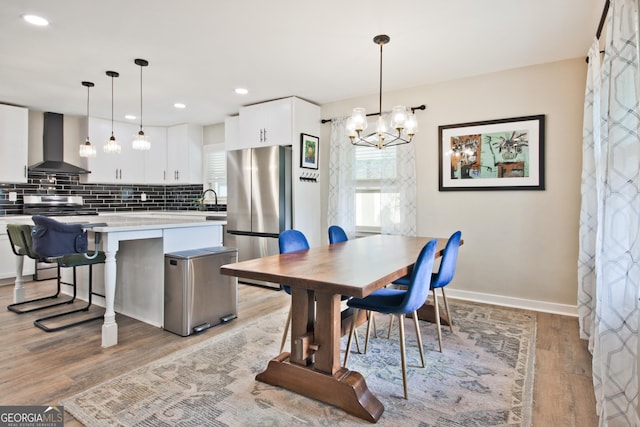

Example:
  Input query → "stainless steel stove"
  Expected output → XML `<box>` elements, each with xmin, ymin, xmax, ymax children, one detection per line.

<box><xmin>22</xmin><ymin>195</ymin><xmax>98</xmax><ymax>216</ymax></box>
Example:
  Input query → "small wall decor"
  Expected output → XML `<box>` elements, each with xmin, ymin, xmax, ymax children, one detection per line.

<box><xmin>438</xmin><ymin>115</ymin><xmax>545</xmax><ymax>191</ymax></box>
<box><xmin>300</xmin><ymin>133</ymin><xmax>319</xmax><ymax>169</ymax></box>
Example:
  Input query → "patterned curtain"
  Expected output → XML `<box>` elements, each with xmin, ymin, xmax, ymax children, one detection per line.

<box><xmin>328</xmin><ymin>115</ymin><xmax>417</xmax><ymax>237</ymax></box>
<box><xmin>579</xmin><ymin>1</ymin><xmax>640</xmax><ymax>425</ymax></box>
<box><xmin>328</xmin><ymin>117</ymin><xmax>356</xmax><ymax>236</ymax></box>
<box><xmin>380</xmin><ymin>135</ymin><xmax>417</xmax><ymax>236</ymax></box>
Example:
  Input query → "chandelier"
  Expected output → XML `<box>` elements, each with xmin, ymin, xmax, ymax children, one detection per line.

<box><xmin>347</xmin><ymin>35</ymin><xmax>424</xmax><ymax>149</ymax></box>
<box><xmin>104</xmin><ymin>70</ymin><xmax>121</xmax><ymax>154</ymax></box>
<box><xmin>132</xmin><ymin>58</ymin><xmax>150</xmax><ymax>150</ymax></box>
<box><xmin>79</xmin><ymin>81</ymin><xmax>96</xmax><ymax>158</ymax></box>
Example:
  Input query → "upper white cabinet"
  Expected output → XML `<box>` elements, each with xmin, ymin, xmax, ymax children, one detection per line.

<box><xmin>238</xmin><ymin>97</ymin><xmax>294</xmax><ymax>149</ymax></box>
<box><xmin>167</xmin><ymin>124</ymin><xmax>203</xmax><ymax>184</ymax></box>
<box><xmin>0</xmin><ymin>104</ymin><xmax>28</xmax><ymax>183</ymax></box>
<box><xmin>80</xmin><ymin>120</ymin><xmax>201</xmax><ymax>185</ymax></box>
<box><xmin>81</xmin><ymin>118</ymin><xmax>145</xmax><ymax>183</ymax></box>
<box><xmin>143</xmin><ymin>126</ymin><xmax>168</xmax><ymax>184</ymax></box>
<box><xmin>224</xmin><ymin>116</ymin><xmax>241</xmax><ymax>150</ymax></box>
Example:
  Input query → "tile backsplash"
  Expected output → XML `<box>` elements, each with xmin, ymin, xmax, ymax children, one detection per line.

<box><xmin>0</xmin><ymin>173</ymin><xmax>225</xmax><ymax>216</ymax></box>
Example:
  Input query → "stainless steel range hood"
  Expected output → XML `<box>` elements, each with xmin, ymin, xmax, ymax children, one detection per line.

<box><xmin>28</xmin><ymin>112</ymin><xmax>90</xmax><ymax>174</ymax></box>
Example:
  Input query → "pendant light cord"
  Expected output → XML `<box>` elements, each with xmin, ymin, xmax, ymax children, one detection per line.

<box><xmin>110</xmin><ymin>74</ymin><xmax>114</xmax><ymax>137</ymax></box>
<box><xmin>378</xmin><ymin>40</ymin><xmax>383</xmax><ymax>116</ymax></box>
<box><xmin>139</xmin><ymin>63</ymin><xmax>143</xmax><ymax>132</ymax></box>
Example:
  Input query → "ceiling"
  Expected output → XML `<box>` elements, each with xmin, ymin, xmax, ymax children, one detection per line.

<box><xmin>1</xmin><ymin>0</ymin><xmax>604</xmax><ymax>127</ymax></box>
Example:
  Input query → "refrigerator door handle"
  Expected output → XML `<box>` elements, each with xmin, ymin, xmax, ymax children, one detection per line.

<box><xmin>227</xmin><ymin>229</ymin><xmax>280</xmax><ymax>239</ymax></box>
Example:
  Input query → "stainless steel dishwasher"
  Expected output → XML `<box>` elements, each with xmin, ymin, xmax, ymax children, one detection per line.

<box><xmin>164</xmin><ymin>247</ymin><xmax>238</xmax><ymax>336</ymax></box>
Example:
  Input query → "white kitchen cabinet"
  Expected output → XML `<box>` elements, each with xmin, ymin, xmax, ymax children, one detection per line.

<box><xmin>81</xmin><ymin>118</ymin><xmax>145</xmax><ymax>183</ymax></box>
<box><xmin>224</xmin><ymin>116</ymin><xmax>241</xmax><ymax>150</ymax></box>
<box><xmin>0</xmin><ymin>104</ymin><xmax>28</xmax><ymax>183</ymax></box>
<box><xmin>239</xmin><ymin>97</ymin><xmax>293</xmax><ymax>148</ymax></box>
<box><xmin>167</xmin><ymin>124</ymin><xmax>203</xmax><ymax>184</ymax></box>
<box><xmin>143</xmin><ymin>126</ymin><xmax>168</xmax><ymax>184</ymax></box>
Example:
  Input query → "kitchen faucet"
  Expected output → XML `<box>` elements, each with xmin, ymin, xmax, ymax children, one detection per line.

<box><xmin>200</xmin><ymin>188</ymin><xmax>218</xmax><ymax>210</ymax></box>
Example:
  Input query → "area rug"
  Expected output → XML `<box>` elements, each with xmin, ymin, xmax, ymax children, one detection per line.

<box><xmin>62</xmin><ymin>301</ymin><xmax>536</xmax><ymax>426</ymax></box>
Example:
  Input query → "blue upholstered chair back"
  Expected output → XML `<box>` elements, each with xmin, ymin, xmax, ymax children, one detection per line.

<box><xmin>279</xmin><ymin>229</ymin><xmax>310</xmax><ymax>254</ymax></box>
<box><xmin>398</xmin><ymin>239</ymin><xmax>438</xmax><ymax>314</ymax></box>
<box><xmin>278</xmin><ymin>229</ymin><xmax>310</xmax><ymax>294</ymax></box>
<box><xmin>431</xmin><ymin>230</ymin><xmax>462</xmax><ymax>289</ymax></box>
<box><xmin>328</xmin><ymin>225</ymin><xmax>348</xmax><ymax>244</ymax></box>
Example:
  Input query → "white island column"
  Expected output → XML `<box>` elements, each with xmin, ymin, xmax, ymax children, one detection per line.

<box><xmin>101</xmin><ymin>233</ymin><xmax>119</xmax><ymax>347</ymax></box>
<box><xmin>13</xmin><ymin>254</ymin><xmax>25</xmax><ymax>302</ymax></box>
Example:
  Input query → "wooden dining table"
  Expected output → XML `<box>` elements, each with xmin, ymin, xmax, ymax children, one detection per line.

<box><xmin>220</xmin><ymin>234</ymin><xmax>450</xmax><ymax>423</ymax></box>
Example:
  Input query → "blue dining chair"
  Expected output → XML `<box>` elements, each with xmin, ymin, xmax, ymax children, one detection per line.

<box><xmin>328</xmin><ymin>225</ymin><xmax>348</xmax><ymax>244</ymax></box>
<box><xmin>344</xmin><ymin>238</ymin><xmax>438</xmax><ymax>399</ymax></box>
<box><xmin>278</xmin><ymin>229</ymin><xmax>310</xmax><ymax>353</ymax></box>
<box><xmin>391</xmin><ymin>230</ymin><xmax>462</xmax><ymax>352</ymax></box>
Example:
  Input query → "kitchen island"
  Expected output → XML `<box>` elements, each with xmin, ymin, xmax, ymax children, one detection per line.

<box><xmin>6</xmin><ymin>213</ymin><xmax>226</xmax><ymax>347</ymax></box>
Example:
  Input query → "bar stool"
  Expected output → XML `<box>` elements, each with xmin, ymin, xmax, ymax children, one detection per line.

<box><xmin>6</xmin><ymin>223</ymin><xmax>70</xmax><ymax>313</ymax></box>
<box><xmin>29</xmin><ymin>215</ymin><xmax>106</xmax><ymax>332</ymax></box>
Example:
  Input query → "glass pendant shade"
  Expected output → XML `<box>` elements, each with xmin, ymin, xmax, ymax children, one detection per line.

<box><xmin>104</xmin><ymin>134</ymin><xmax>121</xmax><ymax>154</ymax></box>
<box><xmin>132</xmin><ymin>130</ymin><xmax>150</xmax><ymax>150</ymax></box>
<box><xmin>79</xmin><ymin>81</ymin><xmax>96</xmax><ymax>158</ymax></box>
<box><xmin>79</xmin><ymin>138</ymin><xmax>96</xmax><ymax>157</ymax></box>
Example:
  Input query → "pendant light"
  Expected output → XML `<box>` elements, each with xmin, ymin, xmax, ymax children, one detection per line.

<box><xmin>79</xmin><ymin>81</ymin><xmax>96</xmax><ymax>158</ymax></box>
<box><xmin>346</xmin><ymin>35</ymin><xmax>422</xmax><ymax>149</ymax></box>
<box><xmin>131</xmin><ymin>58</ymin><xmax>150</xmax><ymax>150</ymax></box>
<box><xmin>103</xmin><ymin>70</ymin><xmax>121</xmax><ymax>154</ymax></box>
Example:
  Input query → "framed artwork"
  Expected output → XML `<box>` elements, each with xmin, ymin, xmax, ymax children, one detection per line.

<box><xmin>438</xmin><ymin>115</ymin><xmax>545</xmax><ymax>191</ymax></box>
<box><xmin>300</xmin><ymin>133</ymin><xmax>319</xmax><ymax>169</ymax></box>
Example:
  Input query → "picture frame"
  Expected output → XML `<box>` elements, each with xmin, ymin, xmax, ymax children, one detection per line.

<box><xmin>300</xmin><ymin>133</ymin><xmax>319</xmax><ymax>169</ymax></box>
<box><xmin>438</xmin><ymin>115</ymin><xmax>545</xmax><ymax>191</ymax></box>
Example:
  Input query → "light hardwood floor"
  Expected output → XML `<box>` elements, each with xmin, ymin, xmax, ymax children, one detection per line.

<box><xmin>0</xmin><ymin>279</ymin><xmax>597</xmax><ymax>426</ymax></box>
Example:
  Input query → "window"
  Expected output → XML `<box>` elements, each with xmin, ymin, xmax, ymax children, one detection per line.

<box><xmin>355</xmin><ymin>145</ymin><xmax>397</xmax><ymax>232</ymax></box>
<box><xmin>202</xmin><ymin>143</ymin><xmax>227</xmax><ymax>204</ymax></box>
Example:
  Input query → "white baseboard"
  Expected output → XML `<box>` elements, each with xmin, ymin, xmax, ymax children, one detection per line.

<box><xmin>447</xmin><ymin>289</ymin><xmax>578</xmax><ymax>317</ymax></box>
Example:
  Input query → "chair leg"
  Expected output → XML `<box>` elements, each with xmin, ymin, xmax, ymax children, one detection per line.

<box><xmin>441</xmin><ymin>288</ymin><xmax>454</xmax><ymax>332</ymax></box>
<box><xmin>432</xmin><ymin>289</ymin><xmax>443</xmax><ymax>352</ymax></box>
<box><xmin>354</xmin><ymin>324</ymin><xmax>362</xmax><ymax>354</ymax></box>
<box><xmin>7</xmin><ymin>264</ymin><xmax>74</xmax><ymax>314</ymax></box>
<box><xmin>412</xmin><ymin>311</ymin><xmax>425</xmax><ymax>368</ymax></box>
<box><xmin>387</xmin><ymin>314</ymin><xmax>394</xmax><ymax>339</ymax></box>
<box><xmin>363</xmin><ymin>311</ymin><xmax>374</xmax><ymax>354</ymax></box>
<box><xmin>34</xmin><ymin>265</ymin><xmax>103</xmax><ymax>333</ymax></box>
<box><xmin>344</xmin><ymin>308</ymin><xmax>359</xmax><ymax>367</ymax></box>
<box><xmin>279</xmin><ymin>303</ymin><xmax>292</xmax><ymax>354</ymax></box>
<box><xmin>398</xmin><ymin>314</ymin><xmax>408</xmax><ymax>399</ymax></box>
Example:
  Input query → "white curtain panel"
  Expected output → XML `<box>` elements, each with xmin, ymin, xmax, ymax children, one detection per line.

<box><xmin>328</xmin><ymin>117</ymin><xmax>357</xmax><ymax>236</ymax></box>
<box><xmin>380</xmin><ymin>137</ymin><xmax>417</xmax><ymax>236</ymax></box>
<box><xmin>578</xmin><ymin>37</ymin><xmax>601</xmax><ymax>351</ymax></box>
<box><xmin>579</xmin><ymin>0</ymin><xmax>640</xmax><ymax>425</ymax></box>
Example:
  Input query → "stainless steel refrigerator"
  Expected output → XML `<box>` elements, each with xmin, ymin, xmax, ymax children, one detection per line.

<box><xmin>226</xmin><ymin>145</ymin><xmax>292</xmax><ymax>288</ymax></box>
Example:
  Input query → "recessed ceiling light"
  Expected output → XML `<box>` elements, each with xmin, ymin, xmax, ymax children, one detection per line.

<box><xmin>125</xmin><ymin>115</ymin><xmax>136</xmax><ymax>120</ymax></box>
<box><xmin>22</xmin><ymin>14</ymin><xmax>49</xmax><ymax>26</ymax></box>
<box><xmin>235</xmin><ymin>88</ymin><xmax>248</xmax><ymax>95</ymax></box>
<box><xmin>174</xmin><ymin>103</ymin><xmax>186</xmax><ymax>109</ymax></box>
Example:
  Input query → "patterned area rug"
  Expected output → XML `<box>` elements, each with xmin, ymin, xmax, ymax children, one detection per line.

<box><xmin>62</xmin><ymin>301</ymin><xmax>536</xmax><ymax>426</ymax></box>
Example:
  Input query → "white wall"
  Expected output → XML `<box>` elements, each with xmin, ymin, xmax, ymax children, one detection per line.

<box><xmin>319</xmin><ymin>58</ymin><xmax>586</xmax><ymax>314</ymax></box>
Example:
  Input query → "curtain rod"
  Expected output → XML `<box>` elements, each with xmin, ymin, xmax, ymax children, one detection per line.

<box><xmin>585</xmin><ymin>0</ymin><xmax>610</xmax><ymax>63</ymax></box>
<box><xmin>596</xmin><ymin>0</ymin><xmax>610</xmax><ymax>39</ymax></box>
<box><xmin>320</xmin><ymin>104</ymin><xmax>426</xmax><ymax>124</ymax></box>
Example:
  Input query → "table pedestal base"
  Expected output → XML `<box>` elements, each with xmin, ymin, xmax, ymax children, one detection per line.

<box><xmin>415</xmin><ymin>303</ymin><xmax>451</xmax><ymax>326</ymax></box>
<box><xmin>256</xmin><ymin>352</ymin><xmax>384</xmax><ymax>423</ymax></box>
